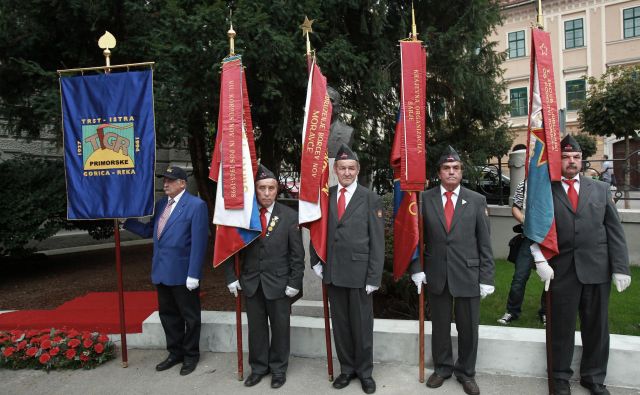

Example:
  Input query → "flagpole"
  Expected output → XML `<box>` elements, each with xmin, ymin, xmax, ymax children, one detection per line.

<box><xmin>96</xmin><ymin>31</ymin><xmax>129</xmax><ymax>369</ymax></box>
<box><xmin>534</xmin><ymin>2</ymin><xmax>554</xmax><ymax>393</ymax></box>
<box><xmin>300</xmin><ymin>15</ymin><xmax>333</xmax><ymax>382</ymax></box>
<box><xmin>408</xmin><ymin>3</ymin><xmax>426</xmax><ymax>383</ymax></box>
<box><xmin>227</xmin><ymin>15</ymin><xmax>245</xmax><ymax>381</ymax></box>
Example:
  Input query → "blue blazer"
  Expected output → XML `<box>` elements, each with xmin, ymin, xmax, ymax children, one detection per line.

<box><xmin>125</xmin><ymin>192</ymin><xmax>209</xmax><ymax>285</ymax></box>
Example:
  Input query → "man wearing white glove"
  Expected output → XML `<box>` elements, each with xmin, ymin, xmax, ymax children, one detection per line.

<box><xmin>410</xmin><ymin>147</ymin><xmax>495</xmax><ymax>395</ymax></box>
<box><xmin>124</xmin><ymin>166</ymin><xmax>208</xmax><ymax>377</ymax></box>
<box><xmin>308</xmin><ymin>145</ymin><xmax>384</xmax><ymax>394</ymax></box>
<box><xmin>529</xmin><ymin>136</ymin><xmax>631</xmax><ymax>395</ymax></box>
<box><xmin>223</xmin><ymin>165</ymin><xmax>304</xmax><ymax>389</ymax></box>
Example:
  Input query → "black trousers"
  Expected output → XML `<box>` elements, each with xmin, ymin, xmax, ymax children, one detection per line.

<box><xmin>327</xmin><ymin>284</ymin><xmax>374</xmax><ymax>379</ymax></box>
<box><xmin>245</xmin><ymin>284</ymin><xmax>291</xmax><ymax>375</ymax></box>
<box><xmin>156</xmin><ymin>283</ymin><xmax>201</xmax><ymax>362</ymax></box>
<box><xmin>428</xmin><ymin>282</ymin><xmax>480</xmax><ymax>379</ymax></box>
<box><xmin>550</xmin><ymin>262</ymin><xmax>610</xmax><ymax>384</ymax></box>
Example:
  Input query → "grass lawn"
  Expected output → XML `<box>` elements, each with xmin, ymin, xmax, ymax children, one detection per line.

<box><xmin>479</xmin><ymin>260</ymin><xmax>640</xmax><ymax>336</ymax></box>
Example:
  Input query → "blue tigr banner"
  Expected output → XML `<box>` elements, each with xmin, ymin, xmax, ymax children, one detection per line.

<box><xmin>60</xmin><ymin>70</ymin><xmax>156</xmax><ymax>219</ymax></box>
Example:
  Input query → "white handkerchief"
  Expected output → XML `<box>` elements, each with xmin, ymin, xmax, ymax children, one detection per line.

<box><xmin>462</xmin><ymin>199</ymin><xmax>467</xmax><ymax>205</ymax></box>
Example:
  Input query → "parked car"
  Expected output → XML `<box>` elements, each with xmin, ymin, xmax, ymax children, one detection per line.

<box><xmin>462</xmin><ymin>166</ymin><xmax>510</xmax><ymax>205</ymax></box>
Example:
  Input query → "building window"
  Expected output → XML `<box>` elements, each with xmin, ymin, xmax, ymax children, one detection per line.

<box><xmin>564</xmin><ymin>18</ymin><xmax>584</xmax><ymax>49</ymax></box>
<box><xmin>624</xmin><ymin>6</ymin><xmax>640</xmax><ymax>38</ymax></box>
<box><xmin>508</xmin><ymin>30</ymin><xmax>525</xmax><ymax>58</ymax></box>
<box><xmin>510</xmin><ymin>87</ymin><xmax>528</xmax><ymax>117</ymax></box>
<box><xmin>566</xmin><ymin>80</ymin><xmax>586</xmax><ymax>111</ymax></box>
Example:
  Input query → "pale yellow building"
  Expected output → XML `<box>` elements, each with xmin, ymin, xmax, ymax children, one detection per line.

<box><xmin>494</xmin><ymin>0</ymin><xmax>640</xmax><ymax>165</ymax></box>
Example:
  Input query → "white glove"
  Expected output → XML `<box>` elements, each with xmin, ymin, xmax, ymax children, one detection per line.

<box><xmin>612</xmin><ymin>273</ymin><xmax>631</xmax><ymax>293</ymax></box>
<box><xmin>479</xmin><ymin>284</ymin><xmax>495</xmax><ymax>299</ymax></box>
<box><xmin>227</xmin><ymin>280</ymin><xmax>242</xmax><ymax>297</ymax></box>
<box><xmin>186</xmin><ymin>277</ymin><xmax>199</xmax><ymax>291</ymax></box>
<box><xmin>365</xmin><ymin>285</ymin><xmax>379</xmax><ymax>295</ymax></box>
<box><xmin>411</xmin><ymin>272</ymin><xmax>427</xmax><ymax>294</ymax></box>
<box><xmin>312</xmin><ymin>263</ymin><xmax>323</xmax><ymax>279</ymax></box>
<box><xmin>535</xmin><ymin>261</ymin><xmax>554</xmax><ymax>291</ymax></box>
<box><xmin>285</xmin><ymin>286</ymin><xmax>299</xmax><ymax>298</ymax></box>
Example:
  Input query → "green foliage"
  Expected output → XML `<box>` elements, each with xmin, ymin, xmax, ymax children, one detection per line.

<box><xmin>0</xmin><ymin>156</ymin><xmax>114</xmax><ymax>256</ymax></box>
<box><xmin>578</xmin><ymin>65</ymin><xmax>640</xmax><ymax>139</ymax></box>
<box><xmin>0</xmin><ymin>0</ymin><xmax>512</xmax><ymax>197</ymax></box>
<box><xmin>573</xmin><ymin>133</ymin><xmax>597</xmax><ymax>160</ymax></box>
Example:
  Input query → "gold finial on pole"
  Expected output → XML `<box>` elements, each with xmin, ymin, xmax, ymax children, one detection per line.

<box><xmin>536</xmin><ymin>0</ymin><xmax>544</xmax><ymax>29</ymax></box>
<box><xmin>98</xmin><ymin>31</ymin><xmax>117</xmax><ymax>69</ymax></box>
<box><xmin>411</xmin><ymin>2</ymin><xmax>419</xmax><ymax>41</ymax></box>
<box><xmin>228</xmin><ymin>10</ymin><xmax>236</xmax><ymax>56</ymax></box>
<box><xmin>300</xmin><ymin>15</ymin><xmax>314</xmax><ymax>56</ymax></box>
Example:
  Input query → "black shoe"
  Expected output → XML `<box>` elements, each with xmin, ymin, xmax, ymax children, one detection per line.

<box><xmin>554</xmin><ymin>379</ymin><xmax>571</xmax><ymax>395</ymax></box>
<box><xmin>360</xmin><ymin>377</ymin><xmax>376</xmax><ymax>394</ymax></box>
<box><xmin>580</xmin><ymin>379</ymin><xmax>610</xmax><ymax>395</ymax></box>
<box><xmin>180</xmin><ymin>360</ymin><xmax>197</xmax><ymax>376</ymax></box>
<box><xmin>155</xmin><ymin>355</ymin><xmax>183</xmax><ymax>371</ymax></box>
<box><xmin>244</xmin><ymin>372</ymin><xmax>267</xmax><ymax>387</ymax></box>
<box><xmin>332</xmin><ymin>373</ymin><xmax>357</xmax><ymax>389</ymax></box>
<box><xmin>426</xmin><ymin>372</ymin><xmax>451</xmax><ymax>388</ymax></box>
<box><xmin>456</xmin><ymin>376</ymin><xmax>480</xmax><ymax>395</ymax></box>
<box><xmin>271</xmin><ymin>374</ymin><xmax>286</xmax><ymax>389</ymax></box>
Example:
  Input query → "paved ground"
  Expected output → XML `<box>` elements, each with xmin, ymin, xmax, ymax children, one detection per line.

<box><xmin>1</xmin><ymin>350</ymin><xmax>638</xmax><ymax>395</ymax></box>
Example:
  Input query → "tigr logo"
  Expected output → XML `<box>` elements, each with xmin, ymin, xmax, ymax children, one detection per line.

<box><xmin>82</xmin><ymin>123</ymin><xmax>135</xmax><ymax>170</ymax></box>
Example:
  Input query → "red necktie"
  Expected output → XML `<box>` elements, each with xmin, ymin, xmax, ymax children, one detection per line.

<box><xmin>444</xmin><ymin>191</ymin><xmax>454</xmax><ymax>232</ymax></box>
<box><xmin>260</xmin><ymin>207</ymin><xmax>268</xmax><ymax>238</ymax></box>
<box><xmin>563</xmin><ymin>179</ymin><xmax>579</xmax><ymax>211</ymax></box>
<box><xmin>337</xmin><ymin>187</ymin><xmax>347</xmax><ymax>220</ymax></box>
<box><xmin>157</xmin><ymin>198</ymin><xmax>175</xmax><ymax>238</ymax></box>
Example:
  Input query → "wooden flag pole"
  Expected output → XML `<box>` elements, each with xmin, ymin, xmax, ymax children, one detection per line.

<box><xmin>234</xmin><ymin>254</ymin><xmax>244</xmax><ymax>381</ymax></box>
<box><xmin>417</xmin><ymin>192</ymin><xmax>425</xmax><ymax>383</ymax></box>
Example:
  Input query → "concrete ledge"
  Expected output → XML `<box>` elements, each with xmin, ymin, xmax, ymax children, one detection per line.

<box><xmin>123</xmin><ymin>311</ymin><xmax>640</xmax><ymax>389</ymax></box>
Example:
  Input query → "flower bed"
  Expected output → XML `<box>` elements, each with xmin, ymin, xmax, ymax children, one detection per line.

<box><xmin>0</xmin><ymin>328</ymin><xmax>115</xmax><ymax>371</ymax></box>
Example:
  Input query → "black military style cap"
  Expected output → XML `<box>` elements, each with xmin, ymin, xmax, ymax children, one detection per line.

<box><xmin>437</xmin><ymin>145</ymin><xmax>461</xmax><ymax>166</ymax></box>
<box><xmin>560</xmin><ymin>135</ymin><xmax>581</xmax><ymax>153</ymax></box>
<box><xmin>335</xmin><ymin>143</ymin><xmax>358</xmax><ymax>161</ymax></box>
<box><xmin>256</xmin><ymin>164</ymin><xmax>277</xmax><ymax>181</ymax></box>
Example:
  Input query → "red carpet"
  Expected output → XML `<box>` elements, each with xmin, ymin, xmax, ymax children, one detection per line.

<box><xmin>0</xmin><ymin>291</ymin><xmax>157</xmax><ymax>334</ymax></box>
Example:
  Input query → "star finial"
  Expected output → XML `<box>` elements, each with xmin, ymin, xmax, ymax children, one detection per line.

<box><xmin>300</xmin><ymin>16</ymin><xmax>314</xmax><ymax>36</ymax></box>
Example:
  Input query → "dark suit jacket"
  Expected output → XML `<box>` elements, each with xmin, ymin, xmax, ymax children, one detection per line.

<box><xmin>124</xmin><ymin>192</ymin><xmax>209</xmax><ymax>285</ymax></box>
<box><xmin>311</xmin><ymin>183</ymin><xmax>385</xmax><ymax>289</ymax></box>
<box><xmin>224</xmin><ymin>202</ymin><xmax>305</xmax><ymax>300</ymax></box>
<box><xmin>550</xmin><ymin>176</ymin><xmax>630</xmax><ymax>282</ymax></box>
<box><xmin>412</xmin><ymin>186</ymin><xmax>495</xmax><ymax>297</ymax></box>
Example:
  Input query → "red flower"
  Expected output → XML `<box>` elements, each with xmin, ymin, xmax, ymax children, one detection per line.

<box><xmin>68</xmin><ymin>339</ymin><xmax>81</xmax><ymax>348</ymax></box>
<box><xmin>40</xmin><ymin>334</ymin><xmax>50</xmax><ymax>341</ymax></box>
<box><xmin>80</xmin><ymin>354</ymin><xmax>89</xmax><ymax>362</ymax></box>
<box><xmin>81</xmin><ymin>332</ymin><xmax>92</xmax><ymax>340</ymax></box>
<box><xmin>65</xmin><ymin>349</ymin><xmax>76</xmax><ymax>360</ymax></box>
<box><xmin>2</xmin><ymin>347</ymin><xmax>15</xmax><ymax>357</ymax></box>
<box><xmin>29</xmin><ymin>337</ymin><xmax>40</xmax><ymax>345</ymax></box>
<box><xmin>26</xmin><ymin>347</ymin><xmax>38</xmax><ymax>357</ymax></box>
<box><xmin>39</xmin><ymin>353</ymin><xmax>51</xmax><ymax>364</ymax></box>
<box><xmin>66</xmin><ymin>329</ymin><xmax>80</xmax><ymax>338</ymax></box>
<box><xmin>49</xmin><ymin>347</ymin><xmax>60</xmax><ymax>356</ymax></box>
<box><xmin>83</xmin><ymin>339</ymin><xmax>93</xmax><ymax>348</ymax></box>
<box><xmin>41</xmin><ymin>339</ymin><xmax>52</xmax><ymax>350</ymax></box>
<box><xmin>98</xmin><ymin>335</ymin><xmax>109</xmax><ymax>343</ymax></box>
<box><xmin>94</xmin><ymin>343</ymin><xmax>104</xmax><ymax>354</ymax></box>
<box><xmin>53</xmin><ymin>336</ymin><xmax>63</xmax><ymax>343</ymax></box>
<box><xmin>17</xmin><ymin>340</ymin><xmax>27</xmax><ymax>351</ymax></box>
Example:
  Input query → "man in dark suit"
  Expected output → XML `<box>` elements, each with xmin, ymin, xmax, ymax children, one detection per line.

<box><xmin>310</xmin><ymin>144</ymin><xmax>385</xmax><ymax>394</ymax></box>
<box><xmin>224</xmin><ymin>165</ymin><xmax>305</xmax><ymax>389</ymax></box>
<box><xmin>410</xmin><ymin>146</ymin><xmax>495</xmax><ymax>395</ymax></box>
<box><xmin>531</xmin><ymin>135</ymin><xmax>631</xmax><ymax>395</ymax></box>
<box><xmin>124</xmin><ymin>165</ymin><xmax>209</xmax><ymax>376</ymax></box>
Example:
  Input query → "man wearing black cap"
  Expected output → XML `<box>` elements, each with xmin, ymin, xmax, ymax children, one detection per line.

<box><xmin>310</xmin><ymin>144</ymin><xmax>384</xmax><ymax>394</ymax></box>
<box><xmin>124</xmin><ymin>165</ymin><xmax>209</xmax><ymax>376</ymax></box>
<box><xmin>223</xmin><ymin>164</ymin><xmax>305</xmax><ymax>389</ymax></box>
<box><xmin>410</xmin><ymin>146</ymin><xmax>495</xmax><ymax>395</ymax></box>
<box><xmin>530</xmin><ymin>135</ymin><xmax>631</xmax><ymax>395</ymax></box>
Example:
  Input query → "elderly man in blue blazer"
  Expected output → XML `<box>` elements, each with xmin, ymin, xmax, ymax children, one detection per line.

<box><xmin>124</xmin><ymin>165</ymin><xmax>209</xmax><ymax>376</ymax></box>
